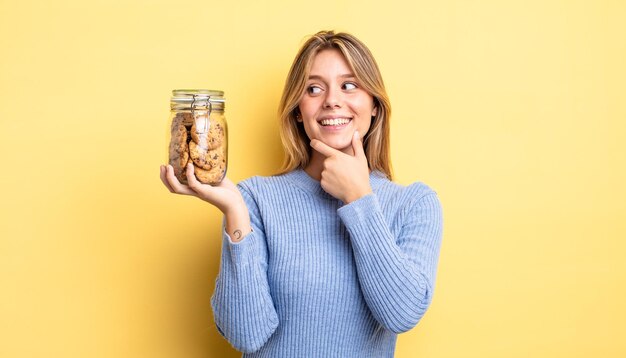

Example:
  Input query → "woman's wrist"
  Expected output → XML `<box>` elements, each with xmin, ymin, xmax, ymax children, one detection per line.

<box><xmin>344</xmin><ymin>187</ymin><xmax>373</xmax><ymax>204</ymax></box>
<box><xmin>224</xmin><ymin>201</ymin><xmax>252</xmax><ymax>242</ymax></box>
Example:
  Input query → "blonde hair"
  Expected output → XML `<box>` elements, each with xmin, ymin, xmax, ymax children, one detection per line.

<box><xmin>276</xmin><ymin>30</ymin><xmax>393</xmax><ymax>180</ymax></box>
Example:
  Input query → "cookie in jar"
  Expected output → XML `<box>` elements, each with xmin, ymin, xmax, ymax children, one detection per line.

<box><xmin>168</xmin><ymin>90</ymin><xmax>227</xmax><ymax>185</ymax></box>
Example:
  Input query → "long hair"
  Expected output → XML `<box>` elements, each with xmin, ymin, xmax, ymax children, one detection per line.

<box><xmin>276</xmin><ymin>30</ymin><xmax>393</xmax><ymax>180</ymax></box>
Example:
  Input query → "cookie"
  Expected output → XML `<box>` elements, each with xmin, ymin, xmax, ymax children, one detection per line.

<box><xmin>192</xmin><ymin>157</ymin><xmax>226</xmax><ymax>184</ymax></box>
<box><xmin>174</xmin><ymin>112</ymin><xmax>194</xmax><ymax>127</ymax></box>
<box><xmin>169</xmin><ymin>120</ymin><xmax>189</xmax><ymax>183</ymax></box>
<box><xmin>191</xmin><ymin>119</ymin><xmax>224</xmax><ymax>150</ymax></box>
<box><xmin>189</xmin><ymin>141</ymin><xmax>225</xmax><ymax>171</ymax></box>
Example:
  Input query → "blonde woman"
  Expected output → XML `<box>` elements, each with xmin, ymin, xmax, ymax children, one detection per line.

<box><xmin>160</xmin><ymin>30</ymin><xmax>443</xmax><ymax>357</ymax></box>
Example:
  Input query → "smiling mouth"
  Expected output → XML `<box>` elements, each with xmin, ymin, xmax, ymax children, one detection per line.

<box><xmin>318</xmin><ymin>118</ymin><xmax>352</xmax><ymax>126</ymax></box>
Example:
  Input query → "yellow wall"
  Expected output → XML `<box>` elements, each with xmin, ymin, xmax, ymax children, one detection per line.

<box><xmin>1</xmin><ymin>0</ymin><xmax>624</xmax><ymax>357</ymax></box>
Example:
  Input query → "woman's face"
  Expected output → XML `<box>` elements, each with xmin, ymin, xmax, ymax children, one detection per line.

<box><xmin>298</xmin><ymin>48</ymin><xmax>377</xmax><ymax>156</ymax></box>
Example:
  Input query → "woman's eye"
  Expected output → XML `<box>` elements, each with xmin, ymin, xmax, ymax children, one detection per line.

<box><xmin>307</xmin><ymin>86</ymin><xmax>322</xmax><ymax>95</ymax></box>
<box><xmin>343</xmin><ymin>82</ymin><xmax>357</xmax><ymax>90</ymax></box>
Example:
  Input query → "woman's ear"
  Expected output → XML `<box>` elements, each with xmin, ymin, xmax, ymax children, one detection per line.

<box><xmin>371</xmin><ymin>106</ymin><xmax>378</xmax><ymax>117</ymax></box>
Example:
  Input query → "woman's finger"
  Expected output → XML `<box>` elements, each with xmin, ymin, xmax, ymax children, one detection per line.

<box><xmin>165</xmin><ymin>165</ymin><xmax>196</xmax><ymax>195</ymax></box>
<box><xmin>186</xmin><ymin>162</ymin><xmax>202</xmax><ymax>190</ymax></box>
<box><xmin>311</xmin><ymin>139</ymin><xmax>343</xmax><ymax>158</ymax></box>
<box><xmin>159</xmin><ymin>165</ymin><xmax>174</xmax><ymax>193</ymax></box>
<box><xmin>160</xmin><ymin>165</ymin><xmax>175</xmax><ymax>193</ymax></box>
<box><xmin>185</xmin><ymin>162</ymin><xmax>218</xmax><ymax>198</ymax></box>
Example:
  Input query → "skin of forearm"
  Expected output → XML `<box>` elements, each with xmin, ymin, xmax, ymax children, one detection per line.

<box><xmin>224</xmin><ymin>201</ymin><xmax>252</xmax><ymax>242</ymax></box>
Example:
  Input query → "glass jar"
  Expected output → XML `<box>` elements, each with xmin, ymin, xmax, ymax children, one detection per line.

<box><xmin>168</xmin><ymin>89</ymin><xmax>227</xmax><ymax>185</ymax></box>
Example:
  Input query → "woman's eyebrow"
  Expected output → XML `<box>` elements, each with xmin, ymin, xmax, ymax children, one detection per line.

<box><xmin>307</xmin><ymin>73</ymin><xmax>356</xmax><ymax>80</ymax></box>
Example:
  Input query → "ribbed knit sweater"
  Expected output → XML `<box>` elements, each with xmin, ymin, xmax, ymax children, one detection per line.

<box><xmin>211</xmin><ymin>168</ymin><xmax>443</xmax><ymax>357</ymax></box>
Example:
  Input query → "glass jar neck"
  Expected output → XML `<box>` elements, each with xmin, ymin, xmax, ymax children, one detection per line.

<box><xmin>170</xmin><ymin>89</ymin><xmax>225</xmax><ymax>112</ymax></box>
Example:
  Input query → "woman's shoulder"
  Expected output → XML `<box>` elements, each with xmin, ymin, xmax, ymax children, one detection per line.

<box><xmin>375</xmin><ymin>179</ymin><xmax>442</xmax><ymax>224</ymax></box>
<box><xmin>376</xmin><ymin>173</ymin><xmax>437</xmax><ymax>197</ymax></box>
<box><xmin>235</xmin><ymin>170</ymin><xmax>295</xmax><ymax>194</ymax></box>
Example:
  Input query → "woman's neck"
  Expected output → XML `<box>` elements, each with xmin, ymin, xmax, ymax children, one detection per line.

<box><xmin>303</xmin><ymin>152</ymin><xmax>325</xmax><ymax>181</ymax></box>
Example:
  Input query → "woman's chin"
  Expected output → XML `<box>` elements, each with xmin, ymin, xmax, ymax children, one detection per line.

<box><xmin>338</xmin><ymin>145</ymin><xmax>353</xmax><ymax>153</ymax></box>
<box><xmin>316</xmin><ymin>135</ymin><xmax>352</xmax><ymax>150</ymax></box>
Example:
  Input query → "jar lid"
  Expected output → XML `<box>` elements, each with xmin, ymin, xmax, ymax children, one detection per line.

<box><xmin>170</xmin><ymin>89</ymin><xmax>225</xmax><ymax>111</ymax></box>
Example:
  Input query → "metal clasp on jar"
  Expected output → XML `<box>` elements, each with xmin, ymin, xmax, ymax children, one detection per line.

<box><xmin>191</xmin><ymin>94</ymin><xmax>212</xmax><ymax>133</ymax></box>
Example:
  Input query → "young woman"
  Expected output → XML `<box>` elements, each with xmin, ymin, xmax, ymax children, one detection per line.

<box><xmin>160</xmin><ymin>30</ymin><xmax>443</xmax><ymax>357</ymax></box>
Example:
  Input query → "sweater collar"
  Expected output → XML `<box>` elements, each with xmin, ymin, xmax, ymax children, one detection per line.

<box><xmin>284</xmin><ymin>168</ymin><xmax>389</xmax><ymax>200</ymax></box>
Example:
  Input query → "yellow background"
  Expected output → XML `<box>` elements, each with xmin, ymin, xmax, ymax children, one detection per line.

<box><xmin>1</xmin><ymin>0</ymin><xmax>625</xmax><ymax>357</ymax></box>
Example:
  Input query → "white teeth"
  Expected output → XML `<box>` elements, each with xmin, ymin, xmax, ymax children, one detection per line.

<box><xmin>320</xmin><ymin>118</ymin><xmax>350</xmax><ymax>126</ymax></box>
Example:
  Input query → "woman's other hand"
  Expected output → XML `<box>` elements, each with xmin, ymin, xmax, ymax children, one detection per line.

<box><xmin>310</xmin><ymin>130</ymin><xmax>373</xmax><ymax>204</ymax></box>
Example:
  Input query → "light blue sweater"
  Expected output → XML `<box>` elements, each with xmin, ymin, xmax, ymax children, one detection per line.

<box><xmin>211</xmin><ymin>169</ymin><xmax>443</xmax><ymax>357</ymax></box>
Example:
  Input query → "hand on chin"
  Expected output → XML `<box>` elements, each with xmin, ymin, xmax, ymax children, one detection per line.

<box><xmin>316</xmin><ymin>136</ymin><xmax>353</xmax><ymax>154</ymax></box>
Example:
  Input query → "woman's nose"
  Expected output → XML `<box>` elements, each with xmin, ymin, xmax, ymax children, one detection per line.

<box><xmin>323</xmin><ymin>87</ymin><xmax>342</xmax><ymax>108</ymax></box>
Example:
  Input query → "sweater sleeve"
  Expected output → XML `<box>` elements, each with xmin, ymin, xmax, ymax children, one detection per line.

<box><xmin>210</xmin><ymin>180</ymin><xmax>279</xmax><ymax>353</ymax></box>
<box><xmin>337</xmin><ymin>186</ymin><xmax>443</xmax><ymax>333</ymax></box>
